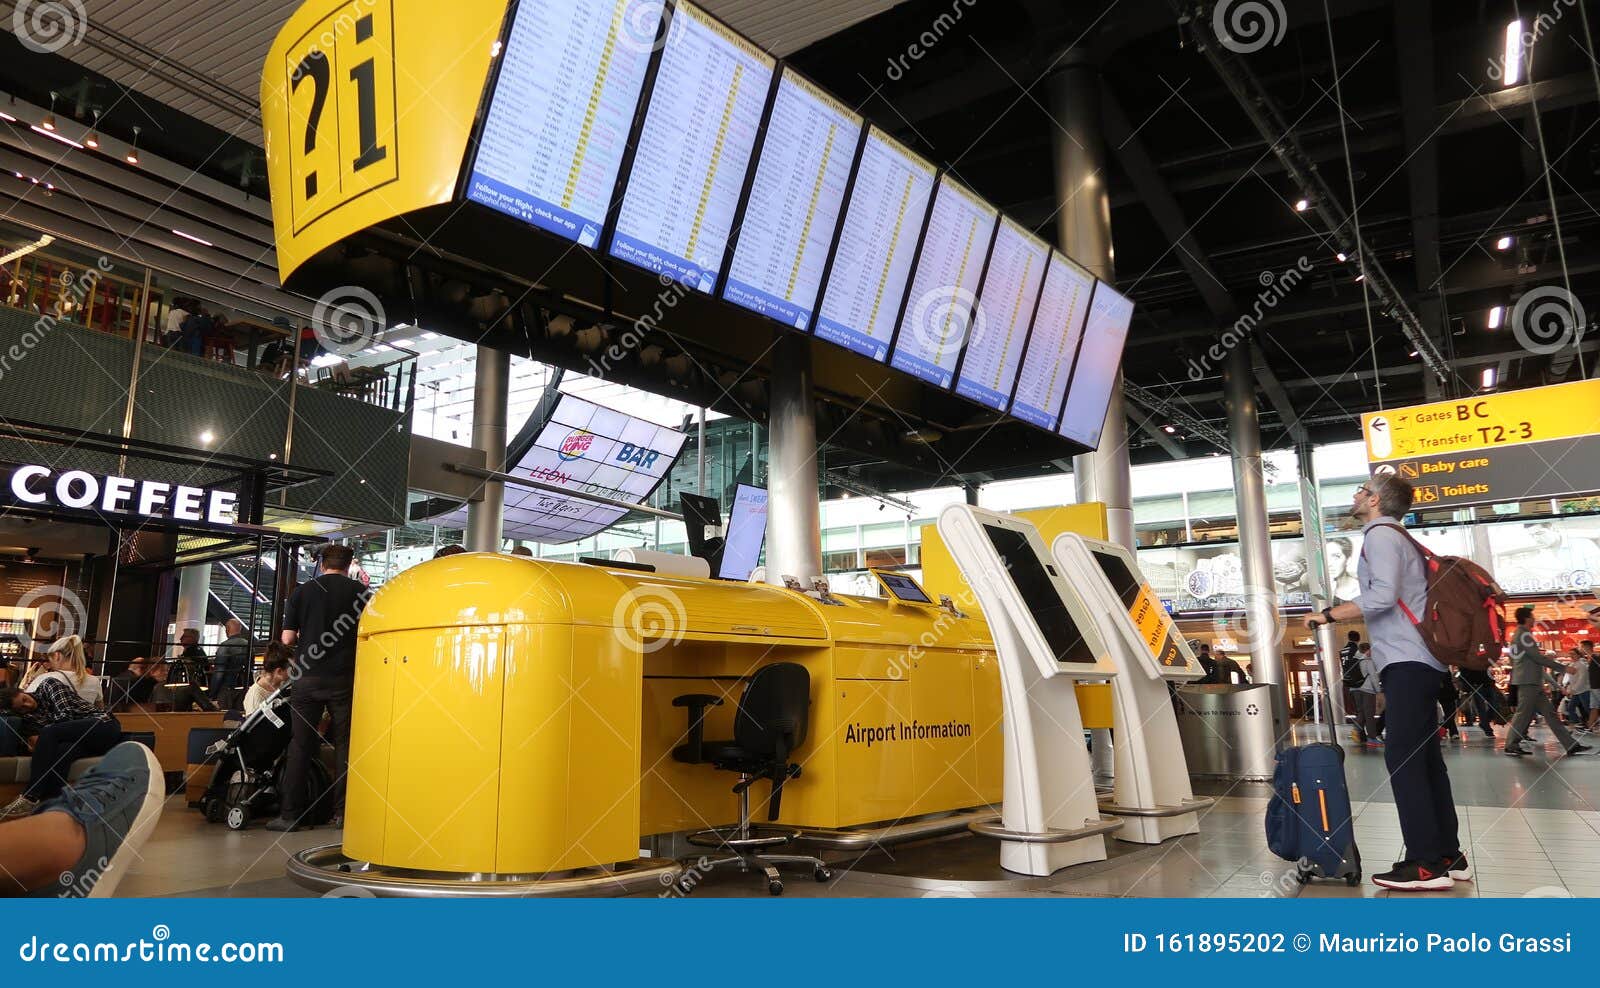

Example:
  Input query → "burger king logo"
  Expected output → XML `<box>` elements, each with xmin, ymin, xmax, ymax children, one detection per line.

<box><xmin>557</xmin><ymin>430</ymin><xmax>594</xmax><ymax>462</ymax></box>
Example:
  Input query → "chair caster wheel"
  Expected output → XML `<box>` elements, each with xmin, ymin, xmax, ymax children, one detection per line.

<box><xmin>814</xmin><ymin>867</ymin><xmax>832</xmax><ymax>883</ymax></box>
<box><xmin>768</xmin><ymin>880</ymin><xmax>784</xmax><ymax>896</ymax></box>
<box><xmin>675</xmin><ymin>878</ymin><xmax>694</xmax><ymax>895</ymax></box>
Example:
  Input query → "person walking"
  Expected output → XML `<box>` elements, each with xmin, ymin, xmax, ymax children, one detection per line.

<box><xmin>1457</xmin><ymin>661</ymin><xmax>1503</xmax><ymax>740</ymax></box>
<box><xmin>1352</xmin><ymin>644</ymin><xmax>1382</xmax><ymax>747</ymax></box>
<box><xmin>1305</xmin><ymin>473</ymin><xmax>1465</xmax><ymax>892</ymax></box>
<box><xmin>267</xmin><ymin>544</ymin><xmax>368</xmax><ymax>832</ymax></box>
<box><xmin>1504</xmin><ymin>607</ymin><xmax>1594</xmax><ymax>758</ymax></box>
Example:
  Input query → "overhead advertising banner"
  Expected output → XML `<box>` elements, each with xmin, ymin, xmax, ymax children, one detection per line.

<box><xmin>1137</xmin><ymin>539</ymin><xmax>1316</xmax><ymax>614</ymax></box>
<box><xmin>418</xmin><ymin>394</ymin><xmax>686</xmax><ymax>544</ymax></box>
<box><xmin>1485</xmin><ymin>516</ymin><xmax>1600</xmax><ymax>596</ymax></box>
<box><xmin>1360</xmin><ymin>379</ymin><xmax>1600</xmax><ymax>511</ymax></box>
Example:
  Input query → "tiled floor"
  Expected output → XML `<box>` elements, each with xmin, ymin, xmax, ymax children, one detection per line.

<box><xmin>112</xmin><ymin>725</ymin><xmax>1600</xmax><ymax>898</ymax></box>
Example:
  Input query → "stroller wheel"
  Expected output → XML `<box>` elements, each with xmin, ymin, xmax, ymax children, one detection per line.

<box><xmin>225</xmin><ymin>804</ymin><xmax>250</xmax><ymax>830</ymax></box>
<box><xmin>202</xmin><ymin>797</ymin><xmax>224</xmax><ymax>824</ymax></box>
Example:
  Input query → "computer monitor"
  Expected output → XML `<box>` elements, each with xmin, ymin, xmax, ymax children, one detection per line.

<box><xmin>717</xmin><ymin>484</ymin><xmax>768</xmax><ymax>581</ymax></box>
<box><xmin>679</xmin><ymin>492</ymin><xmax>722</xmax><ymax>564</ymax></box>
<box><xmin>871</xmin><ymin>569</ymin><xmax>933</xmax><ymax>604</ymax></box>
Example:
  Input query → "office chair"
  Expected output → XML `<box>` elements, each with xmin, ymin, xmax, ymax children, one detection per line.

<box><xmin>671</xmin><ymin>662</ymin><xmax>832</xmax><ymax>895</ymax></box>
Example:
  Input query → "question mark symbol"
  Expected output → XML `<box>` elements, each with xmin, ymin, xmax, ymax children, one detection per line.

<box><xmin>293</xmin><ymin>51</ymin><xmax>330</xmax><ymax>199</ymax></box>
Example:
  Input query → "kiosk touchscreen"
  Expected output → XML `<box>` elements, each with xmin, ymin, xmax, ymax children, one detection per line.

<box><xmin>870</xmin><ymin>569</ymin><xmax>934</xmax><ymax>604</ymax></box>
<box><xmin>936</xmin><ymin>504</ymin><xmax>1118</xmax><ymax>876</ymax></box>
<box><xmin>1051</xmin><ymin>532</ymin><xmax>1207</xmax><ymax>844</ymax></box>
<box><xmin>717</xmin><ymin>484</ymin><xmax>768</xmax><ymax>581</ymax></box>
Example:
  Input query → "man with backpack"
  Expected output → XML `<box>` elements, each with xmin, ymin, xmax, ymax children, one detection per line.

<box><xmin>1305</xmin><ymin>473</ymin><xmax>1465</xmax><ymax>892</ymax></box>
<box><xmin>1504</xmin><ymin>607</ymin><xmax>1593</xmax><ymax>759</ymax></box>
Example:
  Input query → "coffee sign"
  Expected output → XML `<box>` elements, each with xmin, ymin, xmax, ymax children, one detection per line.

<box><xmin>8</xmin><ymin>465</ymin><xmax>239</xmax><ymax>525</ymax></box>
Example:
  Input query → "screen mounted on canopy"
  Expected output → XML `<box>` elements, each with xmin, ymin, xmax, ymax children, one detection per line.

<box><xmin>416</xmin><ymin>393</ymin><xmax>686</xmax><ymax>544</ymax></box>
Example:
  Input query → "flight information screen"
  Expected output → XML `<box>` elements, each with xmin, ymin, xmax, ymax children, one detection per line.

<box><xmin>465</xmin><ymin>0</ymin><xmax>662</xmax><ymax>247</ymax></box>
<box><xmin>610</xmin><ymin>1</ymin><xmax>775</xmax><ymax>292</ymax></box>
<box><xmin>954</xmin><ymin>217</ymin><xmax>1047</xmax><ymax>411</ymax></box>
<box><xmin>812</xmin><ymin>128</ymin><xmax>936</xmax><ymax>362</ymax></box>
<box><xmin>1010</xmin><ymin>252</ymin><xmax>1094</xmax><ymax>430</ymax></box>
<box><xmin>722</xmin><ymin>69</ymin><xmax>861</xmax><ymax>330</ymax></box>
<box><xmin>1058</xmin><ymin>281</ymin><xmax>1135</xmax><ymax>449</ymax></box>
<box><xmin>890</xmin><ymin>177</ymin><xmax>998</xmax><ymax>389</ymax></box>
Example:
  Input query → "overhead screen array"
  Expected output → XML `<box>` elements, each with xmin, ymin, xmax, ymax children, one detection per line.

<box><xmin>463</xmin><ymin>0</ymin><xmax>1134</xmax><ymax>448</ymax></box>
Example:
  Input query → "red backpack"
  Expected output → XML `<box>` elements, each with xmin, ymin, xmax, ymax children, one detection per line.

<box><xmin>1366</xmin><ymin>523</ymin><xmax>1507</xmax><ymax>672</ymax></box>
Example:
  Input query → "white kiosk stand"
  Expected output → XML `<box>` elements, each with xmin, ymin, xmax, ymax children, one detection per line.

<box><xmin>1051</xmin><ymin>533</ymin><xmax>1213</xmax><ymax>844</ymax></box>
<box><xmin>936</xmin><ymin>505</ymin><xmax>1123</xmax><ymax>876</ymax></box>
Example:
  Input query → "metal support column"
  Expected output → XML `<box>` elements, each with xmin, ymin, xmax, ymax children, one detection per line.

<box><xmin>765</xmin><ymin>334</ymin><xmax>823</xmax><ymax>585</ymax></box>
<box><xmin>1225</xmin><ymin>344</ymin><xmax>1288</xmax><ymax>741</ymax></box>
<box><xmin>1297</xmin><ymin>442</ymin><xmax>1345</xmax><ymax>736</ymax></box>
<box><xmin>466</xmin><ymin>346</ymin><xmax>510</xmax><ymax>553</ymax></box>
<box><xmin>175</xmin><ymin>564</ymin><xmax>211</xmax><ymax>638</ymax></box>
<box><xmin>1049</xmin><ymin>59</ymin><xmax>1134</xmax><ymax>552</ymax></box>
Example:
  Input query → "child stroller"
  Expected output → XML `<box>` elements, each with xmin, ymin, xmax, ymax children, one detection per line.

<box><xmin>199</xmin><ymin>686</ymin><xmax>334</xmax><ymax>830</ymax></box>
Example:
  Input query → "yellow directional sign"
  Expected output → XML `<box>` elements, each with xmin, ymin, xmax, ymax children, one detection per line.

<box><xmin>263</xmin><ymin>0</ymin><xmax>508</xmax><ymax>281</ymax></box>
<box><xmin>1362</xmin><ymin>378</ymin><xmax>1600</xmax><ymax>463</ymax></box>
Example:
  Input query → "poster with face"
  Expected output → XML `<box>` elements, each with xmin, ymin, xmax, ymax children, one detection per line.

<box><xmin>1138</xmin><ymin>539</ymin><xmax>1313</xmax><ymax>612</ymax></box>
<box><xmin>1487</xmin><ymin>518</ymin><xmax>1600</xmax><ymax>595</ymax></box>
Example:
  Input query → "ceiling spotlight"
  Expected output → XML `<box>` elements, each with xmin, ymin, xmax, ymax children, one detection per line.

<box><xmin>1495</xmin><ymin>235</ymin><xmax>1514</xmax><ymax>251</ymax></box>
<box><xmin>40</xmin><ymin>91</ymin><xmax>57</xmax><ymax>131</ymax></box>
<box><xmin>1481</xmin><ymin>366</ymin><xmax>1498</xmax><ymax>390</ymax></box>
<box><xmin>1488</xmin><ymin>305</ymin><xmax>1504</xmax><ymax>329</ymax></box>
<box><xmin>1162</xmin><ymin>424</ymin><xmax>1177</xmax><ymax>434</ymax></box>
<box><xmin>1354</xmin><ymin>273</ymin><xmax>1366</xmax><ymax>283</ymax></box>
<box><xmin>1336</xmin><ymin>251</ymin><xmax>1348</xmax><ymax>263</ymax></box>
<box><xmin>125</xmin><ymin>126</ymin><xmax>141</xmax><ymax>165</ymax></box>
<box><xmin>84</xmin><ymin>109</ymin><xmax>100</xmax><ymax>149</ymax></box>
<box><xmin>198</xmin><ymin>430</ymin><xmax>215</xmax><ymax>445</ymax></box>
<box><xmin>1294</xmin><ymin>198</ymin><xmax>1310</xmax><ymax>212</ymax></box>
<box><xmin>1503</xmin><ymin>19</ymin><xmax>1524</xmax><ymax>87</ymax></box>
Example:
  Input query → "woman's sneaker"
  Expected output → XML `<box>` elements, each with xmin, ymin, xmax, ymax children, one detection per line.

<box><xmin>29</xmin><ymin>741</ymin><xmax>165</xmax><ymax>898</ymax></box>
<box><xmin>0</xmin><ymin>794</ymin><xmax>38</xmax><ymax>820</ymax></box>
<box><xmin>1373</xmin><ymin>860</ymin><xmax>1453</xmax><ymax>891</ymax></box>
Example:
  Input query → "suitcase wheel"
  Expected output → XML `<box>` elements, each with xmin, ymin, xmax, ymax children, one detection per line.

<box><xmin>1345</xmin><ymin>873</ymin><xmax>1360</xmax><ymax>887</ymax></box>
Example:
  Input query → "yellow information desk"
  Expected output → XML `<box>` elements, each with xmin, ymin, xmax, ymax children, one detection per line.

<box><xmin>344</xmin><ymin>554</ymin><xmax>1001</xmax><ymax>876</ymax></box>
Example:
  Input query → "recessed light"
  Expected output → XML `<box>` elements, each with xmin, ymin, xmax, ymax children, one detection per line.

<box><xmin>1488</xmin><ymin>305</ymin><xmax>1504</xmax><ymax>329</ymax></box>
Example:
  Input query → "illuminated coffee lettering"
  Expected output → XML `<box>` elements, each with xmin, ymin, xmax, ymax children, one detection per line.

<box><xmin>172</xmin><ymin>485</ymin><xmax>205</xmax><ymax>521</ymax></box>
<box><xmin>137</xmin><ymin>481</ymin><xmax>171</xmax><ymax>516</ymax></box>
<box><xmin>100</xmin><ymin>476</ymin><xmax>135</xmax><ymax>513</ymax></box>
<box><xmin>55</xmin><ymin>471</ymin><xmax>98</xmax><ymax>509</ymax></box>
<box><xmin>10</xmin><ymin>465</ymin><xmax>48</xmax><ymax>504</ymax></box>
<box><xmin>207</xmin><ymin>490</ymin><xmax>238</xmax><ymax>524</ymax></box>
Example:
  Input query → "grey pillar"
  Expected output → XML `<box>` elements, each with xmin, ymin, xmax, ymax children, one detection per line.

<box><xmin>175</xmin><ymin>564</ymin><xmax>211</xmax><ymax>650</ymax></box>
<box><xmin>1049</xmin><ymin>60</ymin><xmax>1134</xmax><ymax>551</ymax></box>
<box><xmin>465</xmin><ymin>345</ymin><xmax>510</xmax><ymax>553</ymax></box>
<box><xmin>1224</xmin><ymin>344</ymin><xmax>1288</xmax><ymax>740</ymax></box>
<box><xmin>1297</xmin><ymin>442</ymin><xmax>1345</xmax><ymax>736</ymax></box>
<box><xmin>765</xmin><ymin>334</ymin><xmax>823</xmax><ymax>585</ymax></box>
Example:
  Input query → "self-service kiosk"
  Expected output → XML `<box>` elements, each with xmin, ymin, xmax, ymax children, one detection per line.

<box><xmin>936</xmin><ymin>505</ymin><xmax>1123</xmax><ymax>876</ymax></box>
<box><xmin>1050</xmin><ymin>533</ymin><xmax>1213</xmax><ymax>844</ymax></box>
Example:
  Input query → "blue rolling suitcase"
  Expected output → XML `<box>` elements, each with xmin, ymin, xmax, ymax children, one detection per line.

<box><xmin>1265</xmin><ymin>742</ymin><xmax>1361</xmax><ymax>886</ymax></box>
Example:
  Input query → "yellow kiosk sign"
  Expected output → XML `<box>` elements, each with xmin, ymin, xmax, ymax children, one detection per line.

<box><xmin>1360</xmin><ymin>379</ymin><xmax>1600</xmax><ymax>510</ymax></box>
<box><xmin>262</xmin><ymin>0</ymin><xmax>508</xmax><ymax>280</ymax></box>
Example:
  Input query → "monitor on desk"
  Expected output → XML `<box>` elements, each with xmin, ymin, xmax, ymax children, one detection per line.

<box><xmin>717</xmin><ymin>484</ymin><xmax>768</xmax><ymax>582</ymax></box>
<box><xmin>871</xmin><ymin>569</ymin><xmax>933</xmax><ymax>604</ymax></box>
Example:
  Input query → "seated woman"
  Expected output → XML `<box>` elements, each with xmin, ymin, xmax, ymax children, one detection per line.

<box><xmin>23</xmin><ymin>636</ymin><xmax>102</xmax><ymax>708</ymax></box>
<box><xmin>243</xmin><ymin>645</ymin><xmax>293</xmax><ymax>716</ymax></box>
<box><xmin>0</xmin><ymin>677</ymin><xmax>123</xmax><ymax>819</ymax></box>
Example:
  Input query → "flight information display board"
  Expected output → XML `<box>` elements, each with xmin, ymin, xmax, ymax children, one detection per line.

<box><xmin>812</xmin><ymin>128</ymin><xmax>937</xmax><ymax>362</ymax></box>
<box><xmin>722</xmin><ymin>69</ymin><xmax>861</xmax><ymax>330</ymax></box>
<box><xmin>465</xmin><ymin>0</ymin><xmax>662</xmax><ymax>247</ymax></box>
<box><xmin>890</xmin><ymin>177</ymin><xmax>999</xmax><ymax>389</ymax></box>
<box><xmin>1010</xmin><ymin>252</ymin><xmax>1094</xmax><ymax>430</ymax></box>
<box><xmin>610</xmin><ymin>1</ymin><xmax>775</xmax><ymax>292</ymax></box>
<box><xmin>1058</xmin><ymin>281</ymin><xmax>1135</xmax><ymax>449</ymax></box>
<box><xmin>954</xmin><ymin>217</ymin><xmax>1047</xmax><ymax>411</ymax></box>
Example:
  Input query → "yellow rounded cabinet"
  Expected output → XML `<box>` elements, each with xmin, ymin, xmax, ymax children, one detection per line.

<box><xmin>342</xmin><ymin>553</ymin><xmax>1003</xmax><ymax>877</ymax></box>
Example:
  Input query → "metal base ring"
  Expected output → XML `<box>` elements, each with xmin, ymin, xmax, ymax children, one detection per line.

<box><xmin>286</xmin><ymin>844</ymin><xmax>684</xmax><ymax>898</ymax></box>
<box><xmin>685</xmin><ymin>825</ymin><xmax>799</xmax><ymax>850</ymax></box>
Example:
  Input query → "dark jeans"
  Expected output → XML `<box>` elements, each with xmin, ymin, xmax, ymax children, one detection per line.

<box><xmin>1436</xmin><ymin>676</ymin><xmax>1462</xmax><ymax>736</ymax></box>
<box><xmin>0</xmin><ymin>714</ymin><xmax>25</xmax><ymax>757</ymax></box>
<box><xmin>1462</xmin><ymin>681</ymin><xmax>1504</xmax><ymax>733</ymax></box>
<box><xmin>281</xmin><ymin>678</ymin><xmax>351</xmax><ymax>821</ymax></box>
<box><xmin>1382</xmin><ymin>662</ymin><xmax>1461</xmax><ymax>865</ymax></box>
<box><xmin>25</xmin><ymin>716</ymin><xmax>122</xmax><ymax>802</ymax></box>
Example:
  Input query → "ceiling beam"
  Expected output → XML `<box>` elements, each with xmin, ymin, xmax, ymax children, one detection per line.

<box><xmin>1396</xmin><ymin>0</ymin><xmax>1448</xmax><ymax>401</ymax></box>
